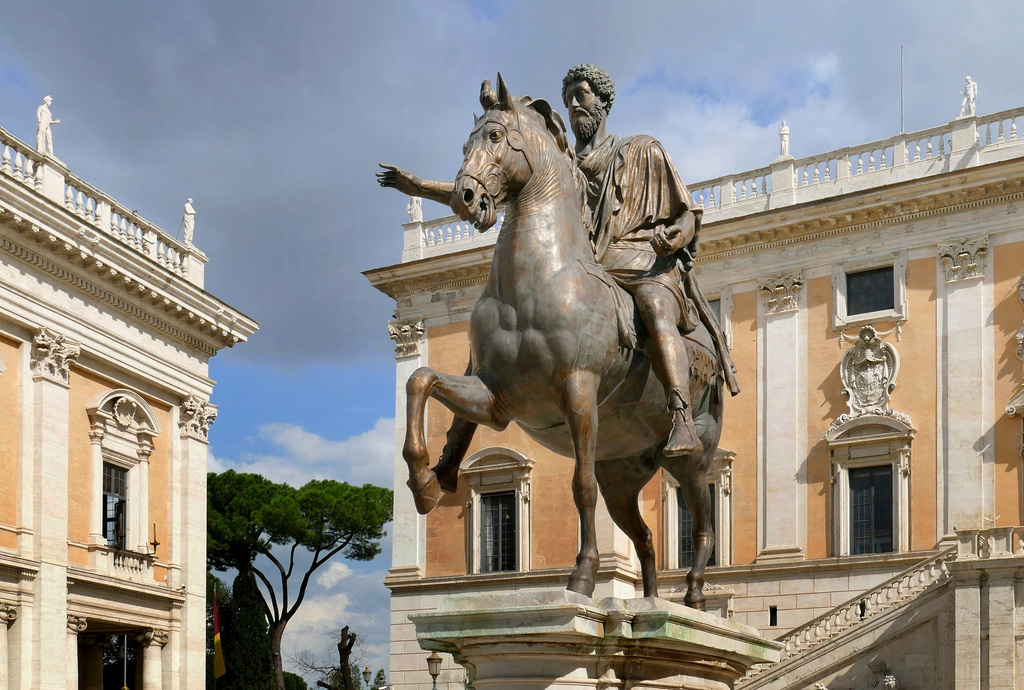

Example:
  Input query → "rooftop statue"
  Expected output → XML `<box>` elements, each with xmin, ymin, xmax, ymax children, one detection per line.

<box><xmin>36</xmin><ymin>96</ymin><xmax>60</xmax><ymax>157</ymax></box>
<box><xmin>959</xmin><ymin>76</ymin><xmax>977</xmax><ymax>118</ymax></box>
<box><xmin>182</xmin><ymin>198</ymin><xmax>196</xmax><ymax>246</ymax></box>
<box><xmin>377</xmin><ymin>70</ymin><xmax>736</xmax><ymax>608</ymax></box>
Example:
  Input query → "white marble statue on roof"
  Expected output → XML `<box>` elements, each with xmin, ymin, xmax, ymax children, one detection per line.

<box><xmin>35</xmin><ymin>95</ymin><xmax>60</xmax><ymax>156</ymax></box>
<box><xmin>779</xmin><ymin>120</ymin><xmax>790</xmax><ymax>157</ymax></box>
<box><xmin>959</xmin><ymin>76</ymin><xmax>977</xmax><ymax>117</ymax></box>
<box><xmin>182</xmin><ymin>198</ymin><xmax>195</xmax><ymax>245</ymax></box>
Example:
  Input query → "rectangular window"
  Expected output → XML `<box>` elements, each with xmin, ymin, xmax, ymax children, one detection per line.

<box><xmin>707</xmin><ymin>299</ymin><xmax>721</xmax><ymax>324</ymax></box>
<box><xmin>103</xmin><ymin>463</ymin><xmax>127</xmax><ymax>549</ymax></box>
<box><xmin>849</xmin><ymin>465</ymin><xmax>893</xmax><ymax>555</ymax></box>
<box><xmin>480</xmin><ymin>491</ymin><xmax>516</xmax><ymax>572</ymax></box>
<box><xmin>677</xmin><ymin>486</ymin><xmax>716</xmax><ymax>569</ymax></box>
<box><xmin>846</xmin><ymin>266</ymin><xmax>895</xmax><ymax>316</ymax></box>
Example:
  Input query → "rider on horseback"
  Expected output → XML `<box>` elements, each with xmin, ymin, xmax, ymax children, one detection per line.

<box><xmin>378</xmin><ymin>64</ymin><xmax>736</xmax><ymax>458</ymax></box>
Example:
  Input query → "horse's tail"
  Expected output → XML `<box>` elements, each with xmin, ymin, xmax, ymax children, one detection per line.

<box><xmin>685</xmin><ymin>271</ymin><xmax>740</xmax><ymax>396</ymax></box>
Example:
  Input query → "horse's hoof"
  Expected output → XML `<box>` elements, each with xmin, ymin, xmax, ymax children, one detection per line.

<box><xmin>566</xmin><ymin>576</ymin><xmax>595</xmax><ymax>597</ymax></box>
<box><xmin>683</xmin><ymin>589</ymin><xmax>706</xmax><ymax>611</ymax></box>
<box><xmin>407</xmin><ymin>471</ymin><xmax>442</xmax><ymax>515</ymax></box>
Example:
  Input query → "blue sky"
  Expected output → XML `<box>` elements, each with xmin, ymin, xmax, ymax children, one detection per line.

<box><xmin>3</xmin><ymin>0</ymin><xmax>1023</xmax><ymax>682</ymax></box>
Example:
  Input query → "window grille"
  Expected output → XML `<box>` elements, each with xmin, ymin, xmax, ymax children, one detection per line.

<box><xmin>480</xmin><ymin>491</ymin><xmax>516</xmax><ymax>572</ymax></box>
<box><xmin>849</xmin><ymin>465</ymin><xmax>894</xmax><ymax>554</ymax></box>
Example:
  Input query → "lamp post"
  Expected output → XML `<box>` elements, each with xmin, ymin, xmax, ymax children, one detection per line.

<box><xmin>362</xmin><ymin>667</ymin><xmax>372</xmax><ymax>686</ymax></box>
<box><xmin>426</xmin><ymin>651</ymin><xmax>442</xmax><ymax>690</ymax></box>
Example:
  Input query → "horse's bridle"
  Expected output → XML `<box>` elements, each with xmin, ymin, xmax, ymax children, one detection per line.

<box><xmin>461</xmin><ymin>109</ymin><xmax>533</xmax><ymax>200</ymax></box>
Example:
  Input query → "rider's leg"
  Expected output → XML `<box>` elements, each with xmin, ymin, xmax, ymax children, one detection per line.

<box><xmin>634</xmin><ymin>284</ymin><xmax>703</xmax><ymax>457</ymax></box>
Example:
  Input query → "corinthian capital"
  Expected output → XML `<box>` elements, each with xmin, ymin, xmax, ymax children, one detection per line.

<box><xmin>67</xmin><ymin>614</ymin><xmax>88</xmax><ymax>633</ymax></box>
<box><xmin>180</xmin><ymin>394</ymin><xmax>218</xmax><ymax>440</ymax></box>
<box><xmin>0</xmin><ymin>602</ymin><xmax>17</xmax><ymax>626</ymax></box>
<box><xmin>136</xmin><ymin>628</ymin><xmax>170</xmax><ymax>647</ymax></box>
<box><xmin>31</xmin><ymin>327</ymin><xmax>81</xmax><ymax>383</ymax></box>
<box><xmin>388</xmin><ymin>318</ymin><xmax>425</xmax><ymax>358</ymax></box>
<box><xmin>939</xmin><ymin>236</ymin><xmax>988</xmax><ymax>283</ymax></box>
<box><xmin>758</xmin><ymin>271</ymin><xmax>803</xmax><ymax>315</ymax></box>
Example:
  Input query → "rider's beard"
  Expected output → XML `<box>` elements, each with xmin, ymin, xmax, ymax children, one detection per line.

<box><xmin>571</xmin><ymin>105</ymin><xmax>604</xmax><ymax>142</ymax></box>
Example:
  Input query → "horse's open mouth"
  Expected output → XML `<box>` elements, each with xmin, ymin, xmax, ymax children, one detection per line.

<box><xmin>453</xmin><ymin>175</ymin><xmax>498</xmax><ymax>231</ymax></box>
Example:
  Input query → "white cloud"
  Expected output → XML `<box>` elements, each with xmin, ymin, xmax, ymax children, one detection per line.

<box><xmin>316</xmin><ymin>561</ymin><xmax>353</xmax><ymax>589</ymax></box>
<box><xmin>214</xmin><ymin>417</ymin><xmax>395</xmax><ymax>489</ymax></box>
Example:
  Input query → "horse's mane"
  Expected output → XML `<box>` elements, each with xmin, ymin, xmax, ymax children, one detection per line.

<box><xmin>518</xmin><ymin>96</ymin><xmax>594</xmax><ymax>240</ymax></box>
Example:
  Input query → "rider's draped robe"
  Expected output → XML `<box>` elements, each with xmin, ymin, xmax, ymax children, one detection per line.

<box><xmin>577</xmin><ymin>133</ymin><xmax>702</xmax><ymax>332</ymax></box>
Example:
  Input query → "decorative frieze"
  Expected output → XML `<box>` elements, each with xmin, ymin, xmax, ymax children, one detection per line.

<box><xmin>180</xmin><ymin>394</ymin><xmax>217</xmax><ymax>440</ymax></box>
<box><xmin>30</xmin><ymin>326</ymin><xmax>80</xmax><ymax>383</ymax></box>
<box><xmin>828</xmin><ymin>326</ymin><xmax>912</xmax><ymax>433</ymax></box>
<box><xmin>67</xmin><ymin>614</ymin><xmax>88</xmax><ymax>633</ymax></box>
<box><xmin>758</xmin><ymin>271</ymin><xmax>803</xmax><ymax>315</ymax></box>
<box><xmin>388</xmin><ymin>318</ymin><xmax>425</xmax><ymax>358</ymax></box>
<box><xmin>938</xmin><ymin>236</ymin><xmax>988</xmax><ymax>283</ymax></box>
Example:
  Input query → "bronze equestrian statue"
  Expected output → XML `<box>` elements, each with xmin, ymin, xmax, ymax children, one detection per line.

<box><xmin>377</xmin><ymin>69</ymin><xmax>736</xmax><ymax>609</ymax></box>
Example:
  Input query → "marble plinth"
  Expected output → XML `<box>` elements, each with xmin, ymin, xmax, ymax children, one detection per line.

<box><xmin>410</xmin><ymin>591</ymin><xmax>782</xmax><ymax>689</ymax></box>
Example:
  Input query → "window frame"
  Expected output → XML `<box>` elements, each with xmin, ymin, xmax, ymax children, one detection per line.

<box><xmin>662</xmin><ymin>448</ymin><xmax>734</xmax><ymax>569</ymax></box>
<box><xmin>461</xmin><ymin>448</ymin><xmax>533</xmax><ymax>575</ymax></box>
<box><xmin>832</xmin><ymin>251</ymin><xmax>908</xmax><ymax>330</ymax></box>
<box><xmin>826</xmin><ymin>419</ymin><xmax>912</xmax><ymax>557</ymax></box>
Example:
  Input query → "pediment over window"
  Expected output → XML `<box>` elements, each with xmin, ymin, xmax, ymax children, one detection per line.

<box><xmin>461</xmin><ymin>448</ymin><xmax>534</xmax><ymax>481</ymax></box>
<box><xmin>1006</xmin><ymin>388</ymin><xmax>1024</xmax><ymax>417</ymax></box>
<box><xmin>825</xmin><ymin>414</ymin><xmax>915</xmax><ymax>446</ymax></box>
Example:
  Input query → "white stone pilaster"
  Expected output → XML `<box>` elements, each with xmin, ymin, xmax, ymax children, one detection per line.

<box><xmin>986</xmin><ymin>566</ymin><xmax>1016</xmax><ymax>690</ymax></box>
<box><xmin>87</xmin><ymin>428</ymin><xmax>105</xmax><ymax>545</ymax></box>
<box><xmin>29</xmin><ymin>327</ymin><xmax>79</xmax><ymax>690</ymax></box>
<box><xmin>936</xmin><ymin>238</ymin><xmax>992</xmax><ymax>538</ymax></box>
<box><xmin>66</xmin><ymin>615</ymin><xmax>86</xmax><ymax>690</ymax></box>
<box><xmin>756</xmin><ymin>273</ymin><xmax>806</xmax><ymax>562</ymax></box>
<box><xmin>952</xmin><ymin>569</ymin><xmax>982</xmax><ymax>687</ymax></box>
<box><xmin>390</xmin><ymin>323</ymin><xmax>427</xmax><ymax>576</ymax></box>
<box><xmin>0</xmin><ymin>604</ymin><xmax>16</xmax><ymax>690</ymax></box>
<box><xmin>136</xmin><ymin>444</ymin><xmax>151</xmax><ymax>553</ymax></box>
<box><xmin>178</xmin><ymin>396</ymin><xmax>215</xmax><ymax>689</ymax></box>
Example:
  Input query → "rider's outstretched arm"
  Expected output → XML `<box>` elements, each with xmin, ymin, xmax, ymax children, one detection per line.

<box><xmin>377</xmin><ymin>164</ymin><xmax>456</xmax><ymax>209</ymax></box>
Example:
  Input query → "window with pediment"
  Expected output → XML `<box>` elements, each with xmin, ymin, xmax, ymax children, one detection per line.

<box><xmin>460</xmin><ymin>448</ymin><xmax>533</xmax><ymax>575</ymax></box>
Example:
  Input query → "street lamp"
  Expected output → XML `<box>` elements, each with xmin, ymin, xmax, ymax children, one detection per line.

<box><xmin>426</xmin><ymin>651</ymin><xmax>442</xmax><ymax>690</ymax></box>
<box><xmin>362</xmin><ymin>667</ymin><xmax>372</xmax><ymax>686</ymax></box>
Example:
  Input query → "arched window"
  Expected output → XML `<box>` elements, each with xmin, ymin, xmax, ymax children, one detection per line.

<box><xmin>460</xmin><ymin>448</ymin><xmax>534</xmax><ymax>575</ymax></box>
<box><xmin>86</xmin><ymin>390</ymin><xmax>161</xmax><ymax>572</ymax></box>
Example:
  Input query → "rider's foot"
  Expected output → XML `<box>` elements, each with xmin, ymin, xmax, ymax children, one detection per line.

<box><xmin>664</xmin><ymin>388</ymin><xmax>703</xmax><ymax>457</ymax></box>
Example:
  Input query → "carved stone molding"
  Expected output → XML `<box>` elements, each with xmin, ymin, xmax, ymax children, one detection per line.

<box><xmin>30</xmin><ymin>326</ymin><xmax>81</xmax><ymax>383</ymax></box>
<box><xmin>136</xmin><ymin>628</ymin><xmax>170</xmax><ymax>648</ymax></box>
<box><xmin>0</xmin><ymin>602</ymin><xmax>16</xmax><ymax>626</ymax></box>
<box><xmin>758</xmin><ymin>271</ymin><xmax>803</xmax><ymax>315</ymax></box>
<box><xmin>67</xmin><ymin>614</ymin><xmax>88</xmax><ymax>633</ymax></box>
<box><xmin>180</xmin><ymin>394</ymin><xmax>217</xmax><ymax>440</ymax></box>
<box><xmin>388</xmin><ymin>317</ymin><xmax>425</xmax><ymax>358</ymax></box>
<box><xmin>939</xmin><ymin>235</ymin><xmax>988</xmax><ymax>283</ymax></box>
<box><xmin>829</xmin><ymin>326</ymin><xmax>912</xmax><ymax>434</ymax></box>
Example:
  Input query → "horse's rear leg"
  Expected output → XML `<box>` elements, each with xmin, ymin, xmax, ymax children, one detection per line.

<box><xmin>661</xmin><ymin>450</ymin><xmax>715</xmax><ymax>610</ymax></box>
<box><xmin>432</xmin><ymin>362</ymin><xmax>478</xmax><ymax>494</ymax></box>
<box><xmin>560</xmin><ymin>370</ymin><xmax>601</xmax><ymax>597</ymax></box>
<box><xmin>405</xmin><ymin>367</ymin><xmax>505</xmax><ymax>515</ymax></box>
<box><xmin>595</xmin><ymin>457</ymin><xmax>659</xmax><ymax>597</ymax></box>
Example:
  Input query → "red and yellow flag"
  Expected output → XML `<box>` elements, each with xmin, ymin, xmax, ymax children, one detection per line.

<box><xmin>213</xmin><ymin>592</ymin><xmax>226</xmax><ymax>678</ymax></box>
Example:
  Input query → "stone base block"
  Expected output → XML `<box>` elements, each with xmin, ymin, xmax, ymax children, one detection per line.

<box><xmin>410</xmin><ymin>591</ymin><xmax>782</xmax><ymax>689</ymax></box>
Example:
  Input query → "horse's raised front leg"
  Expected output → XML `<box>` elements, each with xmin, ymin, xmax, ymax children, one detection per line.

<box><xmin>405</xmin><ymin>367</ymin><xmax>506</xmax><ymax>515</ymax></box>
<box><xmin>661</xmin><ymin>449</ymin><xmax>715</xmax><ymax>610</ymax></box>
<box><xmin>432</xmin><ymin>361</ymin><xmax>479</xmax><ymax>494</ymax></box>
<box><xmin>560</xmin><ymin>370</ymin><xmax>601</xmax><ymax>597</ymax></box>
<box><xmin>595</xmin><ymin>456</ymin><xmax>659</xmax><ymax>597</ymax></box>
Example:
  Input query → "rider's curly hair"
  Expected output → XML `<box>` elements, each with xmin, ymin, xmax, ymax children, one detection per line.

<box><xmin>562</xmin><ymin>64</ymin><xmax>615</xmax><ymax>114</ymax></box>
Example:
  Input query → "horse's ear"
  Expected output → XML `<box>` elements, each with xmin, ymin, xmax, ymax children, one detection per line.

<box><xmin>480</xmin><ymin>80</ymin><xmax>498</xmax><ymax>110</ymax></box>
<box><xmin>528</xmin><ymin>98</ymin><xmax>571</xmax><ymax>155</ymax></box>
<box><xmin>496</xmin><ymin>73</ymin><xmax>514</xmax><ymax>109</ymax></box>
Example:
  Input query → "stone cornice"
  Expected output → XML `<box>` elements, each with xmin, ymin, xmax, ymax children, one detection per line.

<box><xmin>364</xmin><ymin>244</ymin><xmax>493</xmax><ymax>301</ymax></box>
<box><xmin>0</xmin><ymin>183</ymin><xmax>257</xmax><ymax>355</ymax></box>
<box><xmin>67</xmin><ymin>567</ymin><xmax>186</xmax><ymax>606</ymax></box>
<box><xmin>696</xmin><ymin>162</ymin><xmax>1024</xmax><ymax>264</ymax></box>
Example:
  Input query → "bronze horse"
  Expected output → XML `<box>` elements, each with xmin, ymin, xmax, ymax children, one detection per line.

<box><xmin>398</xmin><ymin>75</ymin><xmax>725</xmax><ymax>608</ymax></box>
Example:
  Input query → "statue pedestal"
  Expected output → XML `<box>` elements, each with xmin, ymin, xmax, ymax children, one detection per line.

<box><xmin>410</xmin><ymin>591</ymin><xmax>781</xmax><ymax>690</ymax></box>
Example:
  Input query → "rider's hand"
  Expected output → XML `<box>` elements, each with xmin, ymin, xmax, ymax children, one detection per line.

<box><xmin>377</xmin><ymin>164</ymin><xmax>423</xmax><ymax>197</ymax></box>
<box><xmin>651</xmin><ymin>224</ymin><xmax>685</xmax><ymax>257</ymax></box>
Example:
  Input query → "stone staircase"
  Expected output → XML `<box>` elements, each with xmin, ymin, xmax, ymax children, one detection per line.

<box><xmin>736</xmin><ymin>546</ymin><xmax>957</xmax><ymax>689</ymax></box>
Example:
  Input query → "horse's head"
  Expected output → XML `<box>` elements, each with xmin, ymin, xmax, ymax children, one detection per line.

<box><xmin>452</xmin><ymin>74</ymin><xmax>571</xmax><ymax>231</ymax></box>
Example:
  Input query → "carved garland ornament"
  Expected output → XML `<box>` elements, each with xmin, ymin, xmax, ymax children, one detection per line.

<box><xmin>388</xmin><ymin>318</ymin><xmax>425</xmax><ymax>358</ymax></box>
<box><xmin>180</xmin><ymin>394</ymin><xmax>217</xmax><ymax>439</ymax></box>
<box><xmin>938</xmin><ymin>236</ymin><xmax>988</xmax><ymax>283</ymax></box>
<box><xmin>758</xmin><ymin>271</ymin><xmax>803</xmax><ymax>315</ymax></box>
<box><xmin>828</xmin><ymin>325</ymin><xmax>912</xmax><ymax>433</ymax></box>
<box><xmin>30</xmin><ymin>327</ymin><xmax>81</xmax><ymax>383</ymax></box>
